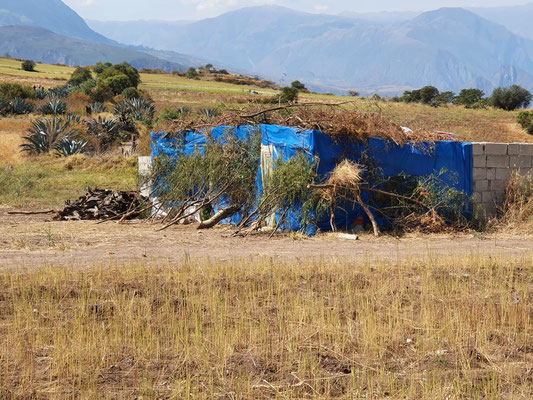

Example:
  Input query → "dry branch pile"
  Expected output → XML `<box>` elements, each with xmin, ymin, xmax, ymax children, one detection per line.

<box><xmin>54</xmin><ymin>188</ymin><xmax>146</xmax><ymax>221</ymax></box>
<box><xmin>160</xmin><ymin>104</ymin><xmax>436</xmax><ymax>145</ymax></box>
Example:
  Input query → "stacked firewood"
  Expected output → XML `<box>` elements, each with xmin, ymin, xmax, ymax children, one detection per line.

<box><xmin>55</xmin><ymin>188</ymin><xmax>146</xmax><ymax>221</ymax></box>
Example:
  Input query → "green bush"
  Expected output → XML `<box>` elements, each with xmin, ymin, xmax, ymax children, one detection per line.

<box><xmin>0</xmin><ymin>82</ymin><xmax>36</xmax><ymax>100</ymax></box>
<box><xmin>491</xmin><ymin>85</ymin><xmax>532</xmax><ymax>111</ymax></box>
<box><xmin>159</xmin><ymin>107</ymin><xmax>190</xmax><ymax>121</ymax></box>
<box><xmin>291</xmin><ymin>80</ymin><xmax>307</xmax><ymax>91</ymax></box>
<box><xmin>186</xmin><ymin>67</ymin><xmax>198</xmax><ymax>79</ymax></box>
<box><xmin>103</xmin><ymin>74</ymin><xmax>131</xmax><ymax>95</ymax></box>
<box><xmin>90</xmin><ymin>82</ymin><xmax>115</xmax><ymax>103</ymax></box>
<box><xmin>517</xmin><ymin>111</ymin><xmax>533</xmax><ymax>135</ymax></box>
<box><xmin>121</xmin><ymin>87</ymin><xmax>140</xmax><ymax>99</ymax></box>
<box><xmin>21</xmin><ymin>60</ymin><xmax>36</xmax><ymax>72</ymax></box>
<box><xmin>68</xmin><ymin>66</ymin><xmax>93</xmax><ymax>86</ymax></box>
<box><xmin>279</xmin><ymin>87</ymin><xmax>299</xmax><ymax>103</ymax></box>
<box><xmin>98</xmin><ymin>62</ymin><xmax>140</xmax><ymax>89</ymax></box>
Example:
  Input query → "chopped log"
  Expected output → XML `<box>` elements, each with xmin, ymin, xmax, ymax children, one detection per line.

<box><xmin>197</xmin><ymin>205</ymin><xmax>241</xmax><ymax>230</ymax></box>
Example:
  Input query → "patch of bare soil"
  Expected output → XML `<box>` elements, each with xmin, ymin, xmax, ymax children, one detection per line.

<box><xmin>0</xmin><ymin>208</ymin><xmax>531</xmax><ymax>267</ymax></box>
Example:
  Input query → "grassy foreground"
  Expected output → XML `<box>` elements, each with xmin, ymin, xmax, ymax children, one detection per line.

<box><xmin>0</xmin><ymin>255</ymin><xmax>531</xmax><ymax>399</ymax></box>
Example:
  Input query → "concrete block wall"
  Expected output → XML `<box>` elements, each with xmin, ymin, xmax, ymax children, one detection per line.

<box><xmin>472</xmin><ymin>143</ymin><xmax>533</xmax><ymax>216</ymax></box>
<box><xmin>138</xmin><ymin>156</ymin><xmax>152</xmax><ymax>198</ymax></box>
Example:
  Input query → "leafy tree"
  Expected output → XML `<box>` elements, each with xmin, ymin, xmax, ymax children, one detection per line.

<box><xmin>453</xmin><ymin>89</ymin><xmax>485</xmax><ymax>107</ymax></box>
<box><xmin>205</xmin><ymin>63</ymin><xmax>213</xmax><ymax>70</ymax></box>
<box><xmin>90</xmin><ymin>82</ymin><xmax>115</xmax><ymax>103</ymax></box>
<box><xmin>491</xmin><ymin>85</ymin><xmax>532</xmax><ymax>111</ymax></box>
<box><xmin>348</xmin><ymin>90</ymin><xmax>359</xmax><ymax>97</ymax></box>
<box><xmin>93</xmin><ymin>62</ymin><xmax>112</xmax><ymax>74</ymax></box>
<box><xmin>434</xmin><ymin>91</ymin><xmax>456</xmax><ymax>105</ymax></box>
<box><xmin>122</xmin><ymin>87</ymin><xmax>141</xmax><ymax>99</ymax></box>
<box><xmin>186</xmin><ymin>67</ymin><xmax>198</xmax><ymax>79</ymax></box>
<box><xmin>291</xmin><ymin>80</ymin><xmax>307</xmax><ymax>91</ymax></box>
<box><xmin>21</xmin><ymin>60</ymin><xmax>36</xmax><ymax>72</ymax></box>
<box><xmin>68</xmin><ymin>67</ymin><xmax>93</xmax><ymax>86</ymax></box>
<box><xmin>279</xmin><ymin>87</ymin><xmax>299</xmax><ymax>103</ymax></box>
<box><xmin>418</xmin><ymin>86</ymin><xmax>440</xmax><ymax>104</ymax></box>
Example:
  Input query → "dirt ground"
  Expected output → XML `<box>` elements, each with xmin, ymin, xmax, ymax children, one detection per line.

<box><xmin>0</xmin><ymin>207</ymin><xmax>532</xmax><ymax>267</ymax></box>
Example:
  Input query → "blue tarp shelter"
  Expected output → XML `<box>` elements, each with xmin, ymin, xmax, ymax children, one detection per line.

<box><xmin>151</xmin><ymin>124</ymin><xmax>473</xmax><ymax>232</ymax></box>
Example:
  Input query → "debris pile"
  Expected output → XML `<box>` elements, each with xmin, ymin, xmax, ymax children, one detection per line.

<box><xmin>55</xmin><ymin>188</ymin><xmax>146</xmax><ymax>221</ymax></box>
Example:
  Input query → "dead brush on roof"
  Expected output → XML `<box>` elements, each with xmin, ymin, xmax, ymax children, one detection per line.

<box><xmin>160</xmin><ymin>104</ymin><xmax>436</xmax><ymax>145</ymax></box>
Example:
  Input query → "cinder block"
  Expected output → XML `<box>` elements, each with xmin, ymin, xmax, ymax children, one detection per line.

<box><xmin>493</xmin><ymin>191</ymin><xmax>506</xmax><ymax>204</ymax></box>
<box><xmin>473</xmin><ymin>155</ymin><xmax>487</xmax><ymax>168</ymax></box>
<box><xmin>519</xmin><ymin>144</ymin><xmax>533</xmax><ymax>156</ymax></box>
<box><xmin>482</xmin><ymin>192</ymin><xmax>493</xmax><ymax>203</ymax></box>
<box><xmin>490</xmin><ymin>180</ymin><xmax>508</xmax><ymax>191</ymax></box>
<box><xmin>485</xmin><ymin>143</ymin><xmax>508</xmax><ymax>155</ymax></box>
<box><xmin>508</xmin><ymin>144</ymin><xmax>520</xmax><ymax>155</ymax></box>
<box><xmin>487</xmin><ymin>168</ymin><xmax>496</xmax><ymax>180</ymax></box>
<box><xmin>473</xmin><ymin>168</ymin><xmax>487</xmax><ymax>180</ymax></box>
<box><xmin>486</xmin><ymin>155</ymin><xmax>509</xmax><ymax>168</ymax></box>
<box><xmin>510</xmin><ymin>155</ymin><xmax>532</xmax><ymax>168</ymax></box>
<box><xmin>495</xmin><ymin>168</ymin><xmax>510</xmax><ymax>180</ymax></box>
<box><xmin>474</xmin><ymin>180</ymin><xmax>489</xmax><ymax>191</ymax></box>
<box><xmin>472</xmin><ymin>143</ymin><xmax>485</xmax><ymax>156</ymax></box>
<box><xmin>481</xmin><ymin>202</ymin><xmax>498</xmax><ymax>217</ymax></box>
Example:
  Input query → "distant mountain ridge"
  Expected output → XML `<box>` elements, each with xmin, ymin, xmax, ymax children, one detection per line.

<box><xmin>0</xmin><ymin>0</ymin><xmax>112</xmax><ymax>44</ymax></box>
<box><xmin>0</xmin><ymin>25</ymin><xmax>190</xmax><ymax>72</ymax></box>
<box><xmin>88</xmin><ymin>5</ymin><xmax>533</xmax><ymax>95</ymax></box>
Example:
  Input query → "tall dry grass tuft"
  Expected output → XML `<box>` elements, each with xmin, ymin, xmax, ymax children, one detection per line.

<box><xmin>0</xmin><ymin>255</ymin><xmax>531</xmax><ymax>398</ymax></box>
<box><xmin>492</xmin><ymin>172</ymin><xmax>533</xmax><ymax>232</ymax></box>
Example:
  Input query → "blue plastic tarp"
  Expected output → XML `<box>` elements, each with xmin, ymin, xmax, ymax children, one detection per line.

<box><xmin>151</xmin><ymin>125</ymin><xmax>473</xmax><ymax>232</ymax></box>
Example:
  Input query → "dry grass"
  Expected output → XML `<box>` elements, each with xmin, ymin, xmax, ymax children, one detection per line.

<box><xmin>490</xmin><ymin>172</ymin><xmax>533</xmax><ymax>233</ymax></box>
<box><xmin>0</xmin><ymin>254</ymin><xmax>531</xmax><ymax>399</ymax></box>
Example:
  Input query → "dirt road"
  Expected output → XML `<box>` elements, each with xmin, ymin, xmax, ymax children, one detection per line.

<box><xmin>0</xmin><ymin>208</ymin><xmax>531</xmax><ymax>267</ymax></box>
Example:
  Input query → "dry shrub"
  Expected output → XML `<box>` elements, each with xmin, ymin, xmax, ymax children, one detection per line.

<box><xmin>65</xmin><ymin>92</ymin><xmax>90</xmax><ymax>115</ymax></box>
<box><xmin>62</xmin><ymin>154</ymin><xmax>137</xmax><ymax>172</ymax></box>
<box><xmin>163</xmin><ymin>105</ymin><xmax>435</xmax><ymax>145</ymax></box>
<box><xmin>492</xmin><ymin>172</ymin><xmax>533</xmax><ymax>232</ymax></box>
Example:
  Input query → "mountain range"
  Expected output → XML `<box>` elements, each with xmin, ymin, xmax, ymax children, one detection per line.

<box><xmin>3</xmin><ymin>0</ymin><xmax>533</xmax><ymax>96</ymax></box>
<box><xmin>88</xmin><ymin>5</ymin><xmax>533</xmax><ymax>95</ymax></box>
<box><xmin>0</xmin><ymin>0</ymin><xmax>205</xmax><ymax>73</ymax></box>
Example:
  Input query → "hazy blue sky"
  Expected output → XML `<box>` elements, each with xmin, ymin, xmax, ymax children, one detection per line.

<box><xmin>63</xmin><ymin>0</ymin><xmax>532</xmax><ymax>21</ymax></box>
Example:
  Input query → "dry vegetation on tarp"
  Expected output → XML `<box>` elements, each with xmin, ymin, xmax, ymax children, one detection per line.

<box><xmin>158</xmin><ymin>105</ymin><xmax>438</xmax><ymax>145</ymax></box>
<box><xmin>0</xmin><ymin>256</ymin><xmax>531</xmax><ymax>399</ymax></box>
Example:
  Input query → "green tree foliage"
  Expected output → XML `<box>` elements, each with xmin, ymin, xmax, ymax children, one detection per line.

<box><xmin>68</xmin><ymin>66</ymin><xmax>93</xmax><ymax>86</ymax></box>
<box><xmin>121</xmin><ymin>87</ymin><xmax>140</xmax><ymax>99</ymax></box>
<box><xmin>90</xmin><ymin>62</ymin><xmax>141</xmax><ymax>99</ymax></box>
<box><xmin>103</xmin><ymin>74</ymin><xmax>131</xmax><ymax>95</ymax></box>
<box><xmin>186</xmin><ymin>67</ymin><xmax>198</xmax><ymax>79</ymax></box>
<box><xmin>402</xmin><ymin>86</ymin><xmax>440</xmax><ymax>104</ymax></box>
<box><xmin>291</xmin><ymin>80</ymin><xmax>307</xmax><ymax>91</ymax></box>
<box><xmin>0</xmin><ymin>82</ymin><xmax>36</xmax><ymax>100</ymax></box>
<box><xmin>21</xmin><ymin>60</ymin><xmax>36</xmax><ymax>72</ymax></box>
<box><xmin>434</xmin><ymin>91</ymin><xmax>456</xmax><ymax>105</ymax></box>
<box><xmin>491</xmin><ymin>85</ymin><xmax>532</xmax><ymax>111</ymax></box>
<box><xmin>517</xmin><ymin>111</ymin><xmax>533</xmax><ymax>135</ymax></box>
<box><xmin>279</xmin><ymin>87</ymin><xmax>299</xmax><ymax>103</ymax></box>
<box><xmin>453</xmin><ymin>89</ymin><xmax>485</xmax><ymax>108</ymax></box>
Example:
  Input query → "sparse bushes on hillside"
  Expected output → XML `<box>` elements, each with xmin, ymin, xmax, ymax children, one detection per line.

<box><xmin>491</xmin><ymin>85</ymin><xmax>532</xmax><ymax>111</ymax></box>
<box><xmin>21</xmin><ymin>60</ymin><xmax>36</xmax><ymax>72</ymax></box>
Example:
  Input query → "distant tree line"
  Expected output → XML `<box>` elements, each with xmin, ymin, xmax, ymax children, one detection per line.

<box><xmin>392</xmin><ymin>85</ymin><xmax>532</xmax><ymax>111</ymax></box>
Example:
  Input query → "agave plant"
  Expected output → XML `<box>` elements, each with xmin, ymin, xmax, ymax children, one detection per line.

<box><xmin>200</xmin><ymin>107</ymin><xmax>218</xmax><ymax>119</ymax></box>
<box><xmin>65</xmin><ymin>114</ymin><xmax>82</xmax><ymax>124</ymax></box>
<box><xmin>21</xmin><ymin>117</ymin><xmax>79</xmax><ymax>155</ymax></box>
<box><xmin>47</xmin><ymin>84</ymin><xmax>72</xmax><ymax>99</ymax></box>
<box><xmin>88</xmin><ymin>102</ymin><xmax>107</xmax><ymax>113</ymax></box>
<box><xmin>11</xmin><ymin>97</ymin><xmax>34</xmax><ymax>115</ymax></box>
<box><xmin>54</xmin><ymin>138</ymin><xmax>90</xmax><ymax>157</ymax></box>
<box><xmin>34</xmin><ymin>87</ymin><xmax>47</xmax><ymax>100</ymax></box>
<box><xmin>40</xmin><ymin>99</ymin><xmax>67</xmax><ymax>115</ymax></box>
<box><xmin>86</xmin><ymin>116</ymin><xmax>120</xmax><ymax>151</ymax></box>
<box><xmin>114</xmin><ymin>98</ymin><xmax>155</xmax><ymax>121</ymax></box>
